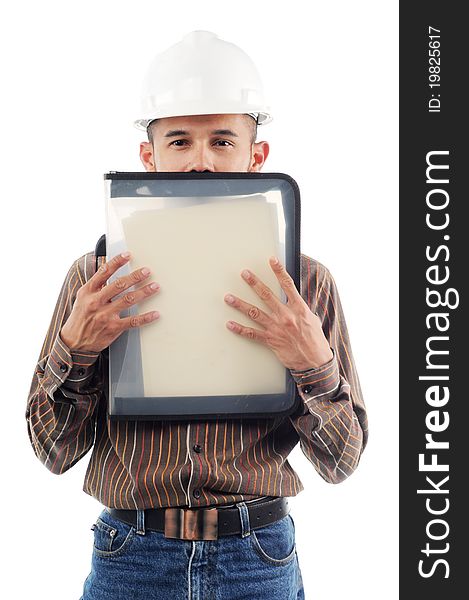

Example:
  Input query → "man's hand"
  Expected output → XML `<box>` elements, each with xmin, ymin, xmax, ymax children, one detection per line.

<box><xmin>224</xmin><ymin>257</ymin><xmax>333</xmax><ymax>371</ymax></box>
<box><xmin>60</xmin><ymin>252</ymin><xmax>160</xmax><ymax>353</ymax></box>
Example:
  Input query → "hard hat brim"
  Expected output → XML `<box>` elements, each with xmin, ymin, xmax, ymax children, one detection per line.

<box><xmin>134</xmin><ymin>111</ymin><xmax>272</xmax><ymax>132</ymax></box>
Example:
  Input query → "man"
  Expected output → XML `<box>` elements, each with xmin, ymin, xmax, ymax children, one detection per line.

<box><xmin>26</xmin><ymin>31</ymin><xmax>368</xmax><ymax>600</ymax></box>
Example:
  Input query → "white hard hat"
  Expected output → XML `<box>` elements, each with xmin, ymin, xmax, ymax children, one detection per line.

<box><xmin>134</xmin><ymin>31</ymin><xmax>272</xmax><ymax>131</ymax></box>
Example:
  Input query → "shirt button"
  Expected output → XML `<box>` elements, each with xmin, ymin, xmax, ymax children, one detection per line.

<box><xmin>193</xmin><ymin>489</ymin><xmax>201</xmax><ymax>499</ymax></box>
<box><xmin>193</xmin><ymin>444</ymin><xmax>202</xmax><ymax>453</ymax></box>
<box><xmin>303</xmin><ymin>385</ymin><xmax>313</xmax><ymax>395</ymax></box>
<box><xmin>77</xmin><ymin>368</ymin><xmax>86</xmax><ymax>376</ymax></box>
<box><xmin>59</xmin><ymin>363</ymin><xmax>68</xmax><ymax>373</ymax></box>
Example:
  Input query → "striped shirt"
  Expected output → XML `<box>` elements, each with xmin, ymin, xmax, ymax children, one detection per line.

<box><xmin>25</xmin><ymin>252</ymin><xmax>368</xmax><ymax>509</ymax></box>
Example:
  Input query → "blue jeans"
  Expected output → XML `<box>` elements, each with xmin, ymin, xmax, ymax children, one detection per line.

<box><xmin>80</xmin><ymin>502</ymin><xmax>305</xmax><ymax>599</ymax></box>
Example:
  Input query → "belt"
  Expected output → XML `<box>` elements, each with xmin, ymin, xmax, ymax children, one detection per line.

<box><xmin>108</xmin><ymin>496</ymin><xmax>289</xmax><ymax>541</ymax></box>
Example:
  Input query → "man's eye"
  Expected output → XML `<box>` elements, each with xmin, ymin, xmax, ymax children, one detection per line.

<box><xmin>213</xmin><ymin>140</ymin><xmax>232</xmax><ymax>147</ymax></box>
<box><xmin>170</xmin><ymin>139</ymin><xmax>189</xmax><ymax>147</ymax></box>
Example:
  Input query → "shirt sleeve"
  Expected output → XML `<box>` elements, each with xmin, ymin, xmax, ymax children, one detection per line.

<box><xmin>25</xmin><ymin>253</ymin><xmax>105</xmax><ymax>475</ymax></box>
<box><xmin>287</xmin><ymin>254</ymin><xmax>369</xmax><ymax>484</ymax></box>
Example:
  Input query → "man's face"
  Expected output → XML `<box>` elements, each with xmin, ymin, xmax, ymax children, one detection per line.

<box><xmin>139</xmin><ymin>114</ymin><xmax>269</xmax><ymax>173</ymax></box>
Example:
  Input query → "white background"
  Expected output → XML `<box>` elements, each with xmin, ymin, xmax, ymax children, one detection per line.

<box><xmin>0</xmin><ymin>1</ymin><xmax>398</xmax><ymax>598</ymax></box>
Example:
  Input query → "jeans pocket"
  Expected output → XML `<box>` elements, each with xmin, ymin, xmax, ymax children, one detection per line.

<box><xmin>91</xmin><ymin>509</ymin><xmax>137</xmax><ymax>558</ymax></box>
<box><xmin>250</xmin><ymin>514</ymin><xmax>297</xmax><ymax>566</ymax></box>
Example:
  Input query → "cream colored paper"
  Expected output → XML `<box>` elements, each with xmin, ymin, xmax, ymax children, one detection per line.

<box><xmin>118</xmin><ymin>194</ymin><xmax>286</xmax><ymax>397</ymax></box>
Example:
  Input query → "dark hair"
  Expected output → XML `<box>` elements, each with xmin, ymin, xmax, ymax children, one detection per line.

<box><xmin>147</xmin><ymin>114</ymin><xmax>258</xmax><ymax>145</ymax></box>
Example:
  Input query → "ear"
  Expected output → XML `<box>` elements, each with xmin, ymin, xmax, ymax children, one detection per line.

<box><xmin>139</xmin><ymin>141</ymin><xmax>157</xmax><ymax>171</ymax></box>
<box><xmin>249</xmin><ymin>141</ymin><xmax>270</xmax><ymax>172</ymax></box>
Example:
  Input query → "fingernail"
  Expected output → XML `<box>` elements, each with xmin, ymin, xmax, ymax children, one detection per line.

<box><xmin>121</xmin><ymin>252</ymin><xmax>131</xmax><ymax>258</ymax></box>
<box><xmin>242</xmin><ymin>270</ymin><xmax>250</xmax><ymax>279</ymax></box>
<box><xmin>270</xmin><ymin>256</ymin><xmax>279</xmax><ymax>264</ymax></box>
<box><xmin>225</xmin><ymin>294</ymin><xmax>235</xmax><ymax>304</ymax></box>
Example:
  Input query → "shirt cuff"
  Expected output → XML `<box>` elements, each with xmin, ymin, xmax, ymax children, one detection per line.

<box><xmin>289</xmin><ymin>349</ymin><xmax>341</xmax><ymax>403</ymax></box>
<box><xmin>42</xmin><ymin>332</ymin><xmax>100</xmax><ymax>396</ymax></box>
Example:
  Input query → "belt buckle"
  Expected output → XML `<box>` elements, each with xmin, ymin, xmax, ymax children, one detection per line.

<box><xmin>164</xmin><ymin>507</ymin><xmax>218</xmax><ymax>540</ymax></box>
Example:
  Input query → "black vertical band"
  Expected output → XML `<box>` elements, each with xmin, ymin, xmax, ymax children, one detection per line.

<box><xmin>400</xmin><ymin>2</ymin><xmax>466</xmax><ymax>595</ymax></box>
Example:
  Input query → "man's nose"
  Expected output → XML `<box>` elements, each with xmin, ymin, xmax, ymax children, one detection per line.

<box><xmin>186</xmin><ymin>145</ymin><xmax>215</xmax><ymax>172</ymax></box>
